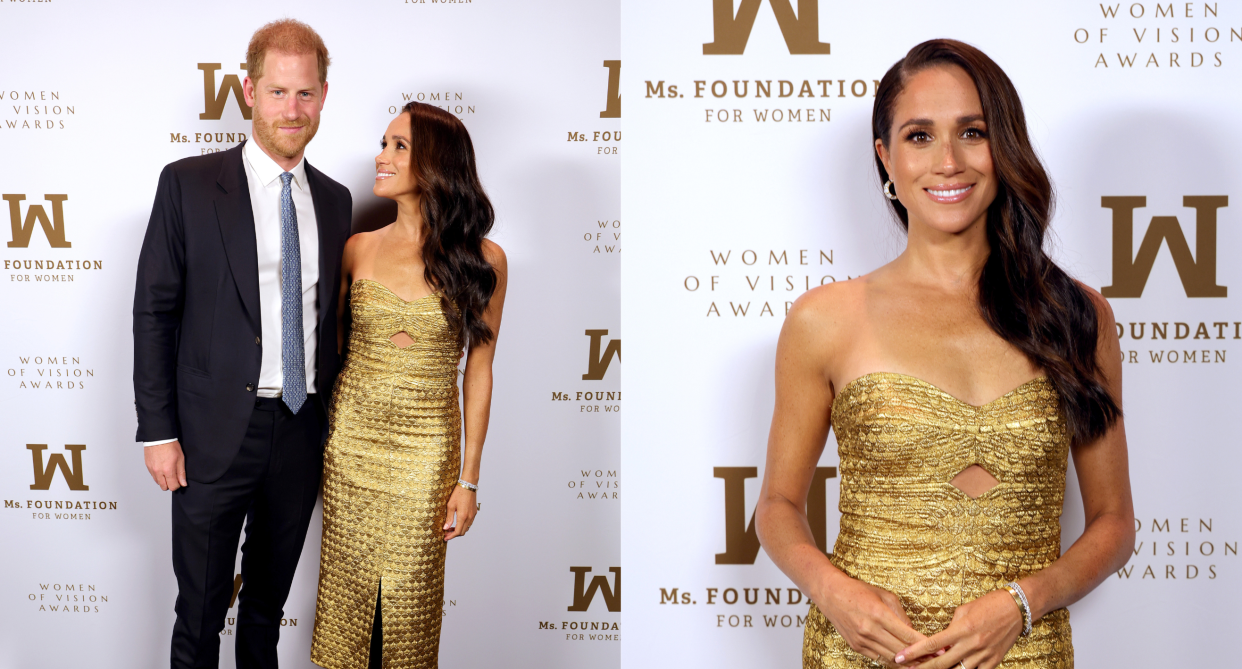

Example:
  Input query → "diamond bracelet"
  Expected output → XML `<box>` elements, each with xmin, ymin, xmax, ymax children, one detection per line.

<box><xmin>1002</xmin><ymin>582</ymin><xmax>1033</xmax><ymax>637</ymax></box>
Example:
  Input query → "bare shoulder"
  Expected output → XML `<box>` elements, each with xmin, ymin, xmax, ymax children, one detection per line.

<box><xmin>343</xmin><ymin>229</ymin><xmax>375</xmax><ymax>258</ymax></box>
<box><xmin>781</xmin><ymin>278</ymin><xmax>866</xmax><ymax>359</ymax></box>
<box><xmin>342</xmin><ymin>231</ymin><xmax>364</xmax><ymax>255</ymax></box>
<box><xmin>481</xmin><ymin>238</ymin><xmax>507</xmax><ymax>272</ymax></box>
<box><xmin>342</xmin><ymin>229</ymin><xmax>385</xmax><ymax>273</ymax></box>
<box><xmin>788</xmin><ymin>278</ymin><xmax>865</xmax><ymax>328</ymax></box>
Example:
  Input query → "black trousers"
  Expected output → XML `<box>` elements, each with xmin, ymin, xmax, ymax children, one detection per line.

<box><xmin>169</xmin><ymin>395</ymin><xmax>324</xmax><ymax>669</ymax></box>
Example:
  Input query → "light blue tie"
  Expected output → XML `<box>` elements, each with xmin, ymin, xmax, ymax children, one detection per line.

<box><xmin>279</xmin><ymin>172</ymin><xmax>307</xmax><ymax>414</ymax></box>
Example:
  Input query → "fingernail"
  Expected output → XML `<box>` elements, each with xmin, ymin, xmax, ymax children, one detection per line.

<box><xmin>895</xmin><ymin>655</ymin><xmax>904</xmax><ymax>663</ymax></box>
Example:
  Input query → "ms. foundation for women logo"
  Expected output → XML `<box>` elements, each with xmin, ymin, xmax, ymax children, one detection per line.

<box><xmin>166</xmin><ymin>62</ymin><xmax>252</xmax><ymax>155</ymax></box>
<box><xmin>5</xmin><ymin>443</ymin><xmax>119</xmax><ymax>521</ymax></box>
<box><xmin>1103</xmin><ymin>195</ymin><xmax>1238</xmax><ymax>367</ymax></box>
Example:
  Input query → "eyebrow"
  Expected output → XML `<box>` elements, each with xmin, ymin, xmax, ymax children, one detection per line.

<box><xmin>897</xmin><ymin>113</ymin><xmax>985</xmax><ymax>131</ymax></box>
<box><xmin>390</xmin><ymin>134</ymin><xmax>411</xmax><ymax>143</ymax></box>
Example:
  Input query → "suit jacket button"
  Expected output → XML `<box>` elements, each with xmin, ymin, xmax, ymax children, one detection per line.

<box><xmin>255</xmin><ymin>336</ymin><xmax>261</xmax><ymax>345</ymax></box>
<box><xmin>246</xmin><ymin>383</ymin><xmax>255</xmax><ymax>392</ymax></box>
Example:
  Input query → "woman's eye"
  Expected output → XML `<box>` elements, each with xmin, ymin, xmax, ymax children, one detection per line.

<box><xmin>963</xmin><ymin>127</ymin><xmax>987</xmax><ymax>139</ymax></box>
<box><xmin>907</xmin><ymin>131</ymin><xmax>930</xmax><ymax>143</ymax></box>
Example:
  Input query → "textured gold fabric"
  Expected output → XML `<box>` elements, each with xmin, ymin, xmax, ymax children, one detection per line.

<box><xmin>312</xmin><ymin>279</ymin><xmax>461</xmax><ymax>669</ymax></box>
<box><xmin>804</xmin><ymin>372</ymin><xmax>1073</xmax><ymax>668</ymax></box>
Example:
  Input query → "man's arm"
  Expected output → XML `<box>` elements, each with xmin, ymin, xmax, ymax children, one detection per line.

<box><xmin>133</xmin><ymin>164</ymin><xmax>188</xmax><ymax>489</ymax></box>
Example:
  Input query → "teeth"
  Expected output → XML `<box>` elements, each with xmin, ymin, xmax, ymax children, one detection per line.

<box><xmin>377</xmin><ymin>173</ymin><xmax>395</xmax><ymax>178</ymax></box>
<box><xmin>929</xmin><ymin>186</ymin><xmax>971</xmax><ymax>197</ymax></box>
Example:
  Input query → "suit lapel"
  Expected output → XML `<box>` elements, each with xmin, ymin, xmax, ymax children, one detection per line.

<box><xmin>305</xmin><ymin>161</ymin><xmax>339</xmax><ymax>334</ymax></box>
<box><xmin>214</xmin><ymin>143</ymin><xmax>261</xmax><ymax>330</ymax></box>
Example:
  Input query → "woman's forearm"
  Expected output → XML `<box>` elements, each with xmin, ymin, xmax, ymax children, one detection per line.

<box><xmin>757</xmin><ymin>493</ymin><xmax>848</xmax><ymax>602</ymax></box>
<box><xmin>1020</xmin><ymin>510</ymin><xmax>1135</xmax><ymax>621</ymax></box>
<box><xmin>459</xmin><ymin>365</ymin><xmax>493</xmax><ymax>483</ymax></box>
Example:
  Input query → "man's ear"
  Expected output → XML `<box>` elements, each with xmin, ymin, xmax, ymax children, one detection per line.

<box><xmin>243</xmin><ymin>76</ymin><xmax>257</xmax><ymax>108</ymax></box>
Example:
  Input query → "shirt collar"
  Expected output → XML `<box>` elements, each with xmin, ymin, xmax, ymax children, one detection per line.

<box><xmin>243</xmin><ymin>138</ymin><xmax>308</xmax><ymax>192</ymax></box>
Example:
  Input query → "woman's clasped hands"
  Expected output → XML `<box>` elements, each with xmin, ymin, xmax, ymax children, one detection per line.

<box><xmin>892</xmin><ymin>589</ymin><xmax>1025</xmax><ymax>669</ymax></box>
<box><xmin>820</xmin><ymin>573</ymin><xmax>1024</xmax><ymax>669</ymax></box>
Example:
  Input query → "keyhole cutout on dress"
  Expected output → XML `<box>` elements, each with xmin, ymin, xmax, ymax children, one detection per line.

<box><xmin>389</xmin><ymin>331</ymin><xmax>415</xmax><ymax>349</ymax></box>
<box><xmin>949</xmin><ymin>464</ymin><xmax>1000</xmax><ymax>499</ymax></box>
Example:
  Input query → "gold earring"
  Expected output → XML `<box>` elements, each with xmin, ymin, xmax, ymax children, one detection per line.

<box><xmin>883</xmin><ymin>180</ymin><xmax>898</xmax><ymax>201</ymax></box>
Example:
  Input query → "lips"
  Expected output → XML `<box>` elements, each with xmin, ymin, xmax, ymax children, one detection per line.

<box><xmin>375</xmin><ymin>171</ymin><xmax>395</xmax><ymax>180</ymax></box>
<box><xmin>924</xmin><ymin>184</ymin><xmax>974</xmax><ymax>204</ymax></box>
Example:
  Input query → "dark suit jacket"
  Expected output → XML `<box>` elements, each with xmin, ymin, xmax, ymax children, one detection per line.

<box><xmin>133</xmin><ymin>142</ymin><xmax>352</xmax><ymax>483</ymax></box>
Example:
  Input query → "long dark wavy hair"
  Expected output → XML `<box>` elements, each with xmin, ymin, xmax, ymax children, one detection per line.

<box><xmin>872</xmin><ymin>39</ymin><xmax>1119</xmax><ymax>445</ymax></box>
<box><xmin>400</xmin><ymin>101</ymin><xmax>497</xmax><ymax>348</ymax></box>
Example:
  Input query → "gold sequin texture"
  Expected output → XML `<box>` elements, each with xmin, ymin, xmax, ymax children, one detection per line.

<box><xmin>312</xmin><ymin>279</ymin><xmax>461</xmax><ymax>669</ymax></box>
<box><xmin>804</xmin><ymin>373</ymin><xmax>1073</xmax><ymax>668</ymax></box>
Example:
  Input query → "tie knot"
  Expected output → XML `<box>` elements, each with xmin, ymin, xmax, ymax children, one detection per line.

<box><xmin>281</xmin><ymin>172</ymin><xmax>294</xmax><ymax>187</ymax></box>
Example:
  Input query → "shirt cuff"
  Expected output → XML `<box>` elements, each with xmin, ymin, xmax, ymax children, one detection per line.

<box><xmin>142</xmin><ymin>438</ymin><xmax>178</xmax><ymax>447</ymax></box>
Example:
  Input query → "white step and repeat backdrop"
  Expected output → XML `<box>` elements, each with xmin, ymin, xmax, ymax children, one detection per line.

<box><xmin>3</xmin><ymin>0</ymin><xmax>1239</xmax><ymax>667</ymax></box>
<box><xmin>621</xmin><ymin>1</ymin><xmax>1238</xmax><ymax>668</ymax></box>
<box><xmin>0</xmin><ymin>2</ymin><xmax>619</xmax><ymax>668</ymax></box>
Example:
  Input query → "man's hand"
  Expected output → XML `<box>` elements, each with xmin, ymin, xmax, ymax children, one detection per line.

<box><xmin>144</xmin><ymin>440</ymin><xmax>187</xmax><ymax>491</ymax></box>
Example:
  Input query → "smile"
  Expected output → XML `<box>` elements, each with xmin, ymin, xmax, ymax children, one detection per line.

<box><xmin>924</xmin><ymin>184</ymin><xmax>974</xmax><ymax>203</ymax></box>
<box><xmin>376</xmin><ymin>172</ymin><xmax>395</xmax><ymax>180</ymax></box>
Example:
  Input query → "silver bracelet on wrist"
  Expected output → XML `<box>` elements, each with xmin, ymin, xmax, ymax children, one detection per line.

<box><xmin>1003</xmin><ymin>581</ymin><xmax>1033</xmax><ymax>637</ymax></box>
<box><xmin>457</xmin><ymin>479</ymin><xmax>478</xmax><ymax>492</ymax></box>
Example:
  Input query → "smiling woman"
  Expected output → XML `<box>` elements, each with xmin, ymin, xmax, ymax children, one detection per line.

<box><xmin>310</xmin><ymin>101</ymin><xmax>507</xmax><ymax>669</ymax></box>
<box><xmin>755</xmin><ymin>39</ymin><xmax>1135</xmax><ymax>669</ymax></box>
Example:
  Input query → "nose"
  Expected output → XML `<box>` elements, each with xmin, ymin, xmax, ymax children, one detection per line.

<box><xmin>937</xmin><ymin>139</ymin><xmax>963</xmax><ymax>176</ymax></box>
<box><xmin>283</xmin><ymin>95</ymin><xmax>301</xmax><ymax>119</ymax></box>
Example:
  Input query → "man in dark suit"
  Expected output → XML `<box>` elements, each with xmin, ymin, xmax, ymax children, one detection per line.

<box><xmin>133</xmin><ymin>19</ymin><xmax>351</xmax><ymax>669</ymax></box>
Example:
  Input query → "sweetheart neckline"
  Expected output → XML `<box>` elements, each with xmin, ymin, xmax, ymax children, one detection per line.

<box><xmin>834</xmin><ymin>371</ymin><xmax>1051</xmax><ymax>410</ymax></box>
<box><xmin>351</xmin><ymin>278</ymin><xmax>439</xmax><ymax>304</ymax></box>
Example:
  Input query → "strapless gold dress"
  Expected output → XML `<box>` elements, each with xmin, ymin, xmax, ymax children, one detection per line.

<box><xmin>804</xmin><ymin>373</ymin><xmax>1073</xmax><ymax>668</ymax></box>
<box><xmin>312</xmin><ymin>279</ymin><xmax>461</xmax><ymax>669</ymax></box>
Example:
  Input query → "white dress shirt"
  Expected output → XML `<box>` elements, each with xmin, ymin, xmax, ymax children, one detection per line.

<box><xmin>142</xmin><ymin>140</ymin><xmax>320</xmax><ymax>446</ymax></box>
<box><xmin>244</xmin><ymin>139</ymin><xmax>320</xmax><ymax>399</ymax></box>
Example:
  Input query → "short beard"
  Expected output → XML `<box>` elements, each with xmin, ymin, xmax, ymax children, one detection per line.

<box><xmin>252</xmin><ymin>105</ymin><xmax>319</xmax><ymax>160</ymax></box>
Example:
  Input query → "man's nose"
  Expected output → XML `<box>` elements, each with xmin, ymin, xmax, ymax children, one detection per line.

<box><xmin>283</xmin><ymin>96</ymin><xmax>301</xmax><ymax>119</ymax></box>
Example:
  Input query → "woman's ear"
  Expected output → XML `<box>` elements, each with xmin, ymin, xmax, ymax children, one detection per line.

<box><xmin>875</xmin><ymin>138</ymin><xmax>893</xmax><ymax>178</ymax></box>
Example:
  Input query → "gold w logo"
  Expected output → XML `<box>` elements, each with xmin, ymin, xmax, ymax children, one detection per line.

<box><xmin>600</xmin><ymin>60</ymin><xmax>621</xmax><ymax>119</ymax></box>
<box><xmin>582</xmin><ymin>329</ymin><xmax>621</xmax><ymax>380</ymax></box>
<box><xmin>1101</xmin><ymin>196</ymin><xmax>1228</xmax><ymax>298</ymax></box>
<box><xmin>28</xmin><ymin>444</ymin><xmax>88</xmax><ymax>491</ymax></box>
<box><xmin>4</xmin><ymin>194</ymin><xmax>70</xmax><ymax>248</ymax></box>
<box><xmin>198</xmin><ymin>63</ymin><xmax>252</xmax><ymax>121</ymax></box>
<box><xmin>567</xmin><ymin>567</ymin><xmax>620</xmax><ymax>612</ymax></box>
<box><xmin>714</xmin><ymin>466</ymin><xmax>835</xmax><ymax>564</ymax></box>
<box><xmin>703</xmin><ymin>0</ymin><xmax>831</xmax><ymax>55</ymax></box>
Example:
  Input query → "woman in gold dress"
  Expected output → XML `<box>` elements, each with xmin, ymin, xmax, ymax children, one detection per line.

<box><xmin>310</xmin><ymin>101</ymin><xmax>507</xmax><ymax>669</ymax></box>
<box><xmin>755</xmin><ymin>40</ymin><xmax>1134</xmax><ymax>669</ymax></box>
